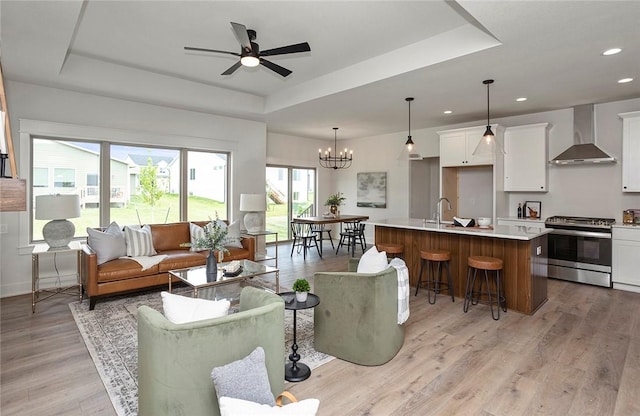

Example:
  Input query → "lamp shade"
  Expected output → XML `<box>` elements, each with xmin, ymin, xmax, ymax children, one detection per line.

<box><xmin>239</xmin><ymin>193</ymin><xmax>266</xmax><ymax>212</ymax></box>
<box><xmin>35</xmin><ymin>194</ymin><xmax>81</xmax><ymax>220</ymax></box>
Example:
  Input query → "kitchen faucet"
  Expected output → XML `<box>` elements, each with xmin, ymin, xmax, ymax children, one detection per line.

<box><xmin>435</xmin><ymin>197</ymin><xmax>452</xmax><ymax>226</ymax></box>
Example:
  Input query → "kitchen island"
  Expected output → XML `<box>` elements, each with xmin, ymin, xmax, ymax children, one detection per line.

<box><xmin>367</xmin><ymin>218</ymin><xmax>551</xmax><ymax>315</ymax></box>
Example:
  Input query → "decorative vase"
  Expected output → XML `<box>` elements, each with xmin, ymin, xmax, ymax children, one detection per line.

<box><xmin>206</xmin><ymin>250</ymin><xmax>217</xmax><ymax>278</ymax></box>
<box><xmin>330</xmin><ymin>205</ymin><xmax>338</xmax><ymax>215</ymax></box>
<box><xmin>295</xmin><ymin>291</ymin><xmax>308</xmax><ymax>302</ymax></box>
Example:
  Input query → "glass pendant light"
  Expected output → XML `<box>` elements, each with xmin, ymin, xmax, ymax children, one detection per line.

<box><xmin>405</xmin><ymin>97</ymin><xmax>415</xmax><ymax>151</ymax></box>
<box><xmin>473</xmin><ymin>79</ymin><xmax>504</xmax><ymax>156</ymax></box>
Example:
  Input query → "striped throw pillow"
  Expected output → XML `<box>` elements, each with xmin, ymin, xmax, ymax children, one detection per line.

<box><xmin>124</xmin><ymin>225</ymin><xmax>157</xmax><ymax>257</ymax></box>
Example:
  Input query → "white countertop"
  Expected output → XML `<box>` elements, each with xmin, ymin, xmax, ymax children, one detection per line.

<box><xmin>497</xmin><ymin>216</ymin><xmax>545</xmax><ymax>224</ymax></box>
<box><xmin>366</xmin><ymin>218</ymin><xmax>551</xmax><ymax>241</ymax></box>
<box><xmin>612</xmin><ymin>223</ymin><xmax>640</xmax><ymax>229</ymax></box>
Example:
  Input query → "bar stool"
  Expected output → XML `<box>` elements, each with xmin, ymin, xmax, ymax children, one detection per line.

<box><xmin>375</xmin><ymin>243</ymin><xmax>404</xmax><ymax>259</ymax></box>
<box><xmin>463</xmin><ymin>256</ymin><xmax>506</xmax><ymax>320</ymax></box>
<box><xmin>415</xmin><ymin>249</ymin><xmax>454</xmax><ymax>304</ymax></box>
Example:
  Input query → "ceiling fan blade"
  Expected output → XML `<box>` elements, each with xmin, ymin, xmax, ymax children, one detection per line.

<box><xmin>261</xmin><ymin>42</ymin><xmax>311</xmax><ymax>57</ymax></box>
<box><xmin>230</xmin><ymin>22</ymin><xmax>252</xmax><ymax>52</ymax></box>
<box><xmin>221</xmin><ymin>61</ymin><xmax>243</xmax><ymax>76</ymax></box>
<box><xmin>260</xmin><ymin>58</ymin><xmax>292</xmax><ymax>77</ymax></box>
<box><xmin>184</xmin><ymin>46</ymin><xmax>240</xmax><ymax>57</ymax></box>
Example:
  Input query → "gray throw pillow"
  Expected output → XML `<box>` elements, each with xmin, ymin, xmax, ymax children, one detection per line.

<box><xmin>86</xmin><ymin>222</ymin><xmax>126</xmax><ymax>265</ymax></box>
<box><xmin>210</xmin><ymin>346</ymin><xmax>275</xmax><ymax>406</ymax></box>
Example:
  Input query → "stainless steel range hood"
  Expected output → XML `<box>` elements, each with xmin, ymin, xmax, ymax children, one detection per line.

<box><xmin>550</xmin><ymin>104</ymin><xmax>616</xmax><ymax>165</ymax></box>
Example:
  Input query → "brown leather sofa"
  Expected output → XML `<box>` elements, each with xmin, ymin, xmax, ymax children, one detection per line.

<box><xmin>81</xmin><ymin>221</ymin><xmax>255</xmax><ymax>310</ymax></box>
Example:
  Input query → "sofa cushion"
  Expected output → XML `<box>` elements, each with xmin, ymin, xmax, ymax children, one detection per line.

<box><xmin>219</xmin><ymin>397</ymin><xmax>320</xmax><ymax>416</ymax></box>
<box><xmin>96</xmin><ymin>258</ymin><xmax>160</xmax><ymax>282</ymax></box>
<box><xmin>357</xmin><ymin>245</ymin><xmax>389</xmax><ymax>273</ymax></box>
<box><xmin>161</xmin><ymin>291</ymin><xmax>230</xmax><ymax>324</ymax></box>
<box><xmin>124</xmin><ymin>225</ymin><xmax>157</xmax><ymax>257</ymax></box>
<box><xmin>211</xmin><ymin>346</ymin><xmax>275</xmax><ymax>406</ymax></box>
<box><xmin>157</xmin><ymin>250</ymin><xmax>207</xmax><ymax>272</ymax></box>
<box><xmin>151</xmin><ymin>222</ymin><xmax>192</xmax><ymax>252</ymax></box>
<box><xmin>87</xmin><ymin>221</ymin><xmax>126</xmax><ymax>265</ymax></box>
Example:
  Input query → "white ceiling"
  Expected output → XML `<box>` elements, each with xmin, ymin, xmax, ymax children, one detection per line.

<box><xmin>1</xmin><ymin>1</ymin><xmax>639</xmax><ymax>140</ymax></box>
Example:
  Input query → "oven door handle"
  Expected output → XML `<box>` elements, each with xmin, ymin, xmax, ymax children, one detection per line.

<box><xmin>549</xmin><ymin>229</ymin><xmax>612</xmax><ymax>239</ymax></box>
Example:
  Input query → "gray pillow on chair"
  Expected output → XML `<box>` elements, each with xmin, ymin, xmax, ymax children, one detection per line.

<box><xmin>210</xmin><ymin>346</ymin><xmax>275</xmax><ymax>406</ymax></box>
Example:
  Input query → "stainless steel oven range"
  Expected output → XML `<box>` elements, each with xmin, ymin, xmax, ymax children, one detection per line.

<box><xmin>544</xmin><ymin>216</ymin><xmax>615</xmax><ymax>287</ymax></box>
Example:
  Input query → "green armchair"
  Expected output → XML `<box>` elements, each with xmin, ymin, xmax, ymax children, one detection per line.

<box><xmin>313</xmin><ymin>258</ymin><xmax>405</xmax><ymax>366</ymax></box>
<box><xmin>137</xmin><ymin>287</ymin><xmax>285</xmax><ymax>416</ymax></box>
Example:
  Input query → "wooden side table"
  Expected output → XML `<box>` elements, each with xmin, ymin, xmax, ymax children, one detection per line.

<box><xmin>31</xmin><ymin>241</ymin><xmax>83</xmax><ymax>313</ymax></box>
<box><xmin>280</xmin><ymin>291</ymin><xmax>320</xmax><ymax>382</ymax></box>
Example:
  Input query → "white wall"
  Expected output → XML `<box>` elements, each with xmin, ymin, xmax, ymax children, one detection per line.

<box><xmin>0</xmin><ymin>80</ymin><xmax>267</xmax><ymax>297</ymax></box>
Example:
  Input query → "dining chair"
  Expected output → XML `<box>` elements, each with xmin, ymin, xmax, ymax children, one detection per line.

<box><xmin>290</xmin><ymin>221</ymin><xmax>322</xmax><ymax>260</ymax></box>
<box><xmin>335</xmin><ymin>221</ymin><xmax>366</xmax><ymax>257</ymax></box>
<box><xmin>310</xmin><ymin>224</ymin><xmax>334</xmax><ymax>256</ymax></box>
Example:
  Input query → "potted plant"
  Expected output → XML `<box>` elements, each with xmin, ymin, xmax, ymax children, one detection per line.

<box><xmin>292</xmin><ymin>278</ymin><xmax>311</xmax><ymax>302</ymax></box>
<box><xmin>194</xmin><ymin>213</ymin><xmax>230</xmax><ymax>276</ymax></box>
<box><xmin>325</xmin><ymin>192</ymin><xmax>346</xmax><ymax>215</ymax></box>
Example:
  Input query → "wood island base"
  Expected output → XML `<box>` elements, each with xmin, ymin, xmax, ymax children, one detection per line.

<box><xmin>375</xmin><ymin>225</ymin><xmax>548</xmax><ymax>315</ymax></box>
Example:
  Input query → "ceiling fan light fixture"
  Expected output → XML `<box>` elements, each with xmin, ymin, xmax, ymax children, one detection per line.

<box><xmin>240</xmin><ymin>55</ymin><xmax>260</xmax><ymax>67</ymax></box>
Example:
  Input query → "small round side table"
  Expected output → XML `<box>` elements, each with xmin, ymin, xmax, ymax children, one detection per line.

<box><xmin>279</xmin><ymin>291</ymin><xmax>320</xmax><ymax>382</ymax></box>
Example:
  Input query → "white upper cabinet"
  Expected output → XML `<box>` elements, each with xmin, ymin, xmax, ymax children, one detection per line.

<box><xmin>438</xmin><ymin>125</ymin><xmax>500</xmax><ymax>167</ymax></box>
<box><xmin>504</xmin><ymin>123</ymin><xmax>549</xmax><ymax>192</ymax></box>
<box><xmin>620</xmin><ymin>111</ymin><xmax>640</xmax><ymax>192</ymax></box>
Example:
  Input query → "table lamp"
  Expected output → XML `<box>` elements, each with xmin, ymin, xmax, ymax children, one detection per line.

<box><xmin>35</xmin><ymin>194</ymin><xmax>81</xmax><ymax>248</ymax></box>
<box><xmin>239</xmin><ymin>193</ymin><xmax>266</xmax><ymax>233</ymax></box>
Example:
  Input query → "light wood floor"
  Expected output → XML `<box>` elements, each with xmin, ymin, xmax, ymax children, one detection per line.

<box><xmin>2</xmin><ymin>243</ymin><xmax>639</xmax><ymax>415</ymax></box>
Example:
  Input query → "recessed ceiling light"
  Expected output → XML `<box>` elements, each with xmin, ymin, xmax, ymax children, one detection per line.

<box><xmin>602</xmin><ymin>48</ymin><xmax>622</xmax><ymax>56</ymax></box>
<box><xmin>443</xmin><ymin>110</ymin><xmax>453</xmax><ymax>114</ymax></box>
<box><xmin>516</xmin><ymin>97</ymin><xmax>527</xmax><ymax>102</ymax></box>
<box><xmin>618</xmin><ymin>78</ymin><xmax>633</xmax><ymax>83</ymax></box>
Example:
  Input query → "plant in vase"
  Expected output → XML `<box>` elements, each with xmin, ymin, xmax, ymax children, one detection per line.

<box><xmin>292</xmin><ymin>278</ymin><xmax>311</xmax><ymax>302</ymax></box>
<box><xmin>194</xmin><ymin>214</ymin><xmax>230</xmax><ymax>275</ymax></box>
<box><xmin>325</xmin><ymin>192</ymin><xmax>346</xmax><ymax>216</ymax></box>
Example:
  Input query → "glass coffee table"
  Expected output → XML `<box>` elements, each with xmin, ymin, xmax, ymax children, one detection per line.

<box><xmin>168</xmin><ymin>259</ymin><xmax>279</xmax><ymax>298</ymax></box>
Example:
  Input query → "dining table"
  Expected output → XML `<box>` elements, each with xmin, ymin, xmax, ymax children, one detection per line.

<box><xmin>292</xmin><ymin>214</ymin><xmax>369</xmax><ymax>256</ymax></box>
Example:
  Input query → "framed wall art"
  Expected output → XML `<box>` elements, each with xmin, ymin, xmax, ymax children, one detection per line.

<box><xmin>357</xmin><ymin>172</ymin><xmax>386</xmax><ymax>208</ymax></box>
<box><xmin>524</xmin><ymin>200</ymin><xmax>541</xmax><ymax>219</ymax></box>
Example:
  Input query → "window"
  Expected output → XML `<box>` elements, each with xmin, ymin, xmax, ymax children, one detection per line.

<box><xmin>53</xmin><ymin>168</ymin><xmax>75</xmax><ymax>188</ymax></box>
<box><xmin>187</xmin><ymin>151</ymin><xmax>228</xmax><ymax>221</ymax></box>
<box><xmin>33</xmin><ymin>167</ymin><xmax>48</xmax><ymax>188</ymax></box>
<box><xmin>31</xmin><ymin>139</ymin><xmax>100</xmax><ymax>241</ymax></box>
<box><xmin>266</xmin><ymin>166</ymin><xmax>316</xmax><ymax>241</ymax></box>
<box><xmin>110</xmin><ymin>144</ymin><xmax>180</xmax><ymax>225</ymax></box>
<box><xmin>31</xmin><ymin>137</ymin><xmax>230</xmax><ymax>242</ymax></box>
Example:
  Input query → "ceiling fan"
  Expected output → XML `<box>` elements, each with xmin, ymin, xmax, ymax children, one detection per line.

<box><xmin>184</xmin><ymin>22</ymin><xmax>311</xmax><ymax>77</ymax></box>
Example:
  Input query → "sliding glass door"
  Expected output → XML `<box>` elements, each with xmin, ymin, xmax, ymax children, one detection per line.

<box><xmin>266</xmin><ymin>166</ymin><xmax>316</xmax><ymax>241</ymax></box>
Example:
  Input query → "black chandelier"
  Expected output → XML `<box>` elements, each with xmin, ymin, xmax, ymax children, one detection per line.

<box><xmin>319</xmin><ymin>127</ymin><xmax>353</xmax><ymax>170</ymax></box>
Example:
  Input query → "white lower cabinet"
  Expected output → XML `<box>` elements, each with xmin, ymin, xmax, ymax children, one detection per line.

<box><xmin>612</xmin><ymin>226</ymin><xmax>640</xmax><ymax>292</ymax></box>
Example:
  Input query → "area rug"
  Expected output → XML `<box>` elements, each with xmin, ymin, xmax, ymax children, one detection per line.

<box><xmin>69</xmin><ymin>286</ymin><xmax>333</xmax><ymax>416</ymax></box>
